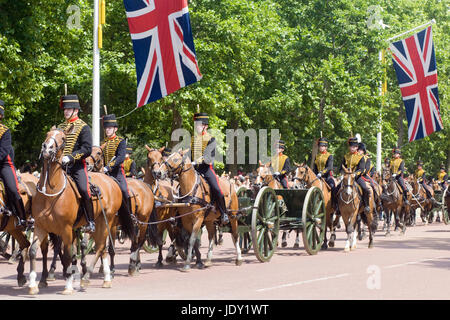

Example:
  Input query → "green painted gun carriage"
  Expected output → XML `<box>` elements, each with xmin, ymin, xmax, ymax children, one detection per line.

<box><xmin>221</xmin><ymin>185</ymin><xmax>326</xmax><ymax>262</ymax></box>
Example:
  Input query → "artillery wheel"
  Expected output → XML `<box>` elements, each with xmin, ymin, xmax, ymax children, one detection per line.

<box><xmin>251</xmin><ymin>186</ymin><xmax>280</xmax><ymax>262</ymax></box>
<box><xmin>302</xmin><ymin>186</ymin><xmax>326</xmax><ymax>255</ymax></box>
<box><xmin>143</xmin><ymin>230</ymin><xmax>168</xmax><ymax>253</ymax></box>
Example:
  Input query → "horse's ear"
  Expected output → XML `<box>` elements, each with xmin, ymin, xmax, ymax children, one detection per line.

<box><xmin>265</xmin><ymin>162</ymin><xmax>271</xmax><ymax>167</ymax></box>
<box><xmin>258</xmin><ymin>160</ymin><xmax>263</xmax><ymax>166</ymax></box>
<box><xmin>158</xmin><ymin>146</ymin><xmax>165</xmax><ymax>153</ymax></box>
<box><xmin>294</xmin><ymin>162</ymin><xmax>300</xmax><ymax>167</ymax></box>
<box><xmin>145</xmin><ymin>144</ymin><xmax>152</xmax><ymax>152</ymax></box>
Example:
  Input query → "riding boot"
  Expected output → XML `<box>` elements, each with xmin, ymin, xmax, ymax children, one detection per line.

<box><xmin>10</xmin><ymin>197</ymin><xmax>27</xmax><ymax>229</ymax></box>
<box><xmin>217</xmin><ymin>196</ymin><xmax>229</xmax><ymax>225</ymax></box>
<box><xmin>363</xmin><ymin>192</ymin><xmax>371</xmax><ymax>213</ymax></box>
<box><xmin>82</xmin><ymin>197</ymin><xmax>96</xmax><ymax>233</ymax></box>
<box><xmin>402</xmin><ymin>193</ymin><xmax>409</xmax><ymax>205</ymax></box>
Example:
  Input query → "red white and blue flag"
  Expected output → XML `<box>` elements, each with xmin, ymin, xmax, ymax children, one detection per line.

<box><xmin>124</xmin><ymin>0</ymin><xmax>202</xmax><ymax>107</ymax></box>
<box><xmin>389</xmin><ymin>26</ymin><xmax>443</xmax><ymax>142</ymax></box>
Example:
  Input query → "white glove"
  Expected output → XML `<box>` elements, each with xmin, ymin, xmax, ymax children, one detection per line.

<box><xmin>317</xmin><ymin>173</ymin><xmax>322</xmax><ymax>178</ymax></box>
<box><xmin>191</xmin><ymin>161</ymin><xmax>197</xmax><ymax>166</ymax></box>
<box><xmin>392</xmin><ymin>173</ymin><xmax>397</xmax><ymax>178</ymax></box>
<box><xmin>62</xmin><ymin>156</ymin><xmax>71</xmax><ymax>166</ymax></box>
<box><xmin>274</xmin><ymin>172</ymin><xmax>280</xmax><ymax>176</ymax></box>
<box><xmin>103</xmin><ymin>167</ymin><xmax>109</xmax><ymax>174</ymax></box>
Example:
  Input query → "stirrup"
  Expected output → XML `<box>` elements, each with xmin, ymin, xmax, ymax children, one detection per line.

<box><xmin>85</xmin><ymin>222</ymin><xmax>96</xmax><ymax>233</ymax></box>
<box><xmin>221</xmin><ymin>214</ymin><xmax>230</xmax><ymax>225</ymax></box>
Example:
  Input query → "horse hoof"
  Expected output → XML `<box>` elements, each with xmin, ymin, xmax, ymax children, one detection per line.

<box><xmin>80</xmin><ymin>279</ymin><xmax>90</xmax><ymax>289</ymax></box>
<box><xmin>62</xmin><ymin>288</ymin><xmax>74</xmax><ymax>295</ymax></box>
<box><xmin>196</xmin><ymin>262</ymin><xmax>205</xmax><ymax>269</ymax></box>
<box><xmin>293</xmin><ymin>243</ymin><xmax>300</xmax><ymax>248</ymax></box>
<box><xmin>351</xmin><ymin>245</ymin><xmax>357</xmax><ymax>251</ymax></box>
<box><xmin>181</xmin><ymin>265</ymin><xmax>190</xmax><ymax>272</ymax></box>
<box><xmin>38</xmin><ymin>281</ymin><xmax>48</xmax><ymax>289</ymax></box>
<box><xmin>28</xmin><ymin>286</ymin><xmax>39</xmax><ymax>295</ymax></box>
<box><xmin>328</xmin><ymin>241</ymin><xmax>335</xmax><ymax>248</ymax></box>
<box><xmin>102</xmin><ymin>281</ymin><xmax>112</xmax><ymax>288</ymax></box>
<box><xmin>17</xmin><ymin>276</ymin><xmax>27</xmax><ymax>287</ymax></box>
<box><xmin>155</xmin><ymin>261</ymin><xmax>164</xmax><ymax>269</ymax></box>
<box><xmin>344</xmin><ymin>248</ymin><xmax>350</xmax><ymax>253</ymax></box>
<box><xmin>281</xmin><ymin>241</ymin><xmax>287</xmax><ymax>248</ymax></box>
<box><xmin>47</xmin><ymin>274</ymin><xmax>56</xmax><ymax>282</ymax></box>
<box><xmin>204</xmin><ymin>260</ymin><xmax>212</xmax><ymax>268</ymax></box>
<box><xmin>128</xmin><ymin>269</ymin><xmax>139</xmax><ymax>277</ymax></box>
<box><xmin>235</xmin><ymin>259</ymin><xmax>243</xmax><ymax>266</ymax></box>
<box><xmin>321</xmin><ymin>243</ymin><xmax>328</xmax><ymax>250</ymax></box>
<box><xmin>368</xmin><ymin>243</ymin><xmax>374</xmax><ymax>249</ymax></box>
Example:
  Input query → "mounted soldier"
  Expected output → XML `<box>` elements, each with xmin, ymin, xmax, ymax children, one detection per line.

<box><xmin>270</xmin><ymin>140</ymin><xmax>292</xmax><ymax>189</ymax></box>
<box><xmin>358</xmin><ymin>142</ymin><xmax>381</xmax><ymax>208</ymax></box>
<box><xmin>102</xmin><ymin>114</ymin><xmax>134</xmax><ymax>219</ymax></box>
<box><xmin>313</xmin><ymin>137</ymin><xmax>335</xmax><ymax>189</ymax></box>
<box><xmin>390</xmin><ymin>147</ymin><xmax>409</xmax><ymax>205</ymax></box>
<box><xmin>437</xmin><ymin>164</ymin><xmax>448</xmax><ymax>191</ymax></box>
<box><xmin>339</xmin><ymin>137</ymin><xmax>371</xmax><ymax>214</ymax></box>
<box><xmin>190</xmin><ymin>112</ymin><xmax>229</xmax><ymax>225</ymax></box>
<box><xmin>414</xmin><ymin>160</ymin><xmax>437</xmax><ymax>205</ymax></box>
<box><xmin>0</xmin><ymin>99</ymin><xmax>28</xmax><ymax>229</ymax></box>
<box><xmin>58</xmin><ymin>95</ymin><xmax>95</xmax><ymax>233</ymax></box>
<box><xmin>123</xmin><ymin>145</ymin><xmax>137</xmax><ymax>178</ymax></box>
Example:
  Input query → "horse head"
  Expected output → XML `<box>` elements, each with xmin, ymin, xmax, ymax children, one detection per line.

<box><xmin>145</xmin><ymin>145</ymin><xmax>167</xmax><ymax>180</ymax></box>
<box><xmin>256</xmin><ymin>160</ymin><xmax>274</xmax><ymax>186</ymax></box>
<box><xmin>292</xmin><ymin>162</ymin><xmax>308</xmax><ymax>189</ymax></box>
<box><xmin>340</xmin><ymin>165</ymin><xmax>357</xmax><ymax>197</ymax></box>
<box><xmin>160</xmin><ymin>148</ymin><xmax>190</xmax><ymax>179</ymax></box>
<box><xmin>41</xmin><ymin>126</ymin><xmax>67</xmax><ymax>162</ymax></box>
<box><xmin>86</xmin><ymin>146</ymin><xmax>104</xmax><ymax>172</ymax></box>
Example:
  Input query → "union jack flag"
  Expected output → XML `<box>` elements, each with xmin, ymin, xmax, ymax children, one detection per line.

<box><xmin>389</xmin><ymin>26</ymin><xmax>443</xmax><ymax>142</ymax></box>
<box><xmin>123</xmin><ymin>0</ymin><xmax>202</xmax><ymax>107</ymax></box>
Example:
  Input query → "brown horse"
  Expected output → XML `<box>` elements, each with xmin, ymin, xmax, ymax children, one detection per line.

<box><xmin>85</xmin><ymin>145</ymin><xmax>158</xmax><ymax>276</ymax></box>
<box><xmin>409</xmin><ymin>177</ymin><xmax>434</xmax><ymax>224</ymax></box>
<box><xmin>293</xmin><ymin>163</ymin><xmax>339</xmax><ymax>249</ymax></box>
<box><xmin>159</xmin><ymin>149</ymin><xmax>241</xmax><ymax>271</ymax></box>
<box><xmin>337</xmin><ymin>168</ymin><xmax>376</xmax><ymax>251</ymax></box>
<box><xmin>0</xmin><ymin>172</ymin><xmax>37</xmax><ymax>286</ymax></box>
<box><xmin>28</xmin><ymin>127</ymin><xmax>134</xmax><ymax>295</ymax></box>
<box><xmin>144</xmin><ymin>145</ymin><xmax>181</xmax><ymax>266</ymax></box>
<box><xmin>380</xmin><ymin>167</ymin><xmax>408</xmax><ymax>235</ymax></box>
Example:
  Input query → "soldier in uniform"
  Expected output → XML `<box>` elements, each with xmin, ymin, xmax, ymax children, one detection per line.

<box><xmin>162</xmin><ymin>147</ymin><xmax>172</xmax><ymax>160</ymax></box>
<box><xmin>414</xmin><ymin>160</ymin><xmax>437</xmax><ymax>204</ymax></box>
<box><xmin>123</xmin><ymin>145</ymin><xmax>137</xmax><ymax>178</ymax></box>
<box><xmin>0</xmin><ymin>100</ymin><xmax>28</xmax><ymax>229</ymax></box>
<box><xmin>271</xmin><ymin>140</ymin><xmax>292</xmax><ymax>189</ymax></box>
<box><xmin>358</xmin><ymin>142</ymin><xmax>381</xmax><ymax>207</ymax></box>
<box><xmin>390</xmin><ymin>147</ymin><xmax>409</xmax><ymax>205</ymax></box>
<box><xmin>313</xmin><ymin>137</ymin><xmax>334</xmax><ymax>189</ymax></box>
<box><xmin>58</xmin><ymin>95</ymin><xmax>95</xmax><ymax>232</ymax></box>
<box><xmin>339</xmin><ymin>137</ymin><xmax>371</xmax><ymax>213</ymax></box>
<box><xmin>191</xmin><ymin>113</ymin><xmax>229</xmax><ymax>225</ymax></box>
<box><xmin>437</xmin><ymin>164</ymin><xmax>448</xmax><ymax>191</ymax></box>
<box><xmin>102</xmin><ymin>114</ymin><xmax>134</xmax><ymax>218</ymax></box>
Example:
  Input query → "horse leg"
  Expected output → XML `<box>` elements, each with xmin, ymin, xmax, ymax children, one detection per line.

<box><xmin>194</xmin><ymin>236</ymin><xmax>204</xmax><ymax>269</ymax></box>
<box><xmin>108</xmin><ymin>238</ymin><xmax>115</xmax><ymax>278</ymax></box>
<box><xmin>48</xmin><ymin>235</ymin><xmax>62</xmax><ymax>281</ymax></box>
<box><xmin>182</xmin><ymin>218</ymin><xmax>203</xmax><ymax>272</ymax></box>
<box><xmin>9</xmin><ymin>230</ymin><xmax>29</xmax><ymax>287</ymax></box>
<box><xmin>61</xmin><ymin>230</ymin><xmax>76</xmax><ymax>295</ymax></box>
<box><xmin>204</xmin><ymin>223</ymin><xmax>215</xmax><ymax>268</ymax></box>
<box><xmin>38</xmin><ymin>235</ymin><xmax>50</xmax><ymax>289</ymax></box>
<box><xmin>218</xmin><ymin>229</ymin><xmax>224</xmax><ymax>246</ymax></box>
<box><xmin>385</xmin><ymin>210</ymin><xmax>391</xmax><ymax>236</ymax></box>
<box><xmin>128</xmin><ymin>239</ymin><xmax>140</xmax><ymax>276</ymax></box>
<box><xmin>293</xmin><ymin>229</ymin><xmax>300</xmax><ymax>248</ymax></box>
<box><xmin>281</xmin><ymin>231</ymin><xmax>287</xmax><ymax>247</ymax></box>
<box><xmin>27</xmin><ymin>227</ymin><xmax>47</xmax><ymax>295</ymax></box>
<box><xmin>344</xmin><ymin>221</ymin><xmax>352</xmax><ymax>252</ymax></box>
<box><xmin>231</xmin><ymin>218</ymin><xmax>243</xmax><ymax>266</ymax></box>
<box><xmin>79</xmin><ymin>232</ymin><xmax>88</xmax><ymax>287</ymax></box>
<box><xmin>351</xmin><ymin>218</ymin><xmax>358</xmax><ymax>251</ymax></box>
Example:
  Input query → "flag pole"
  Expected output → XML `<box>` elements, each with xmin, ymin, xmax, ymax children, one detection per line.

<box><xmin>386</xmin><ymin>19</ymin><xmax>436</xmax><ymax>43</ymax></box>
<box><xmin>92</xmin><ymin>0</ymin><xmax>101</xmax><ymax>146</ymax></box>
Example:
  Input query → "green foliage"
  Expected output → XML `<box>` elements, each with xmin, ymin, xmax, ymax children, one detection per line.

<box><xmin>0</xmin><ymin>0</ymin><xmax>447</xmax><ymax>175</ymax></box>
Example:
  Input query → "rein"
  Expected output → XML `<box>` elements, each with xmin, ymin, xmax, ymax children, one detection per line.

<box><xmin>36</xmin><ymin>159</ymin><xmax>68</xmax><ymax>197</ymax></box>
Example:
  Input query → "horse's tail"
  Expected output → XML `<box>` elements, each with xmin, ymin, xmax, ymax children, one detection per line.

<box><xmin>117</xmin><ymin>200</ymin><xmax>136</xmax><ymax>240</ymax></box>
<box><xmin>48</xmin><ymin>233</ymin><xmax>61</xmax><ymax>250</ymax></box>
<box><xmin>146</xmin><ymin>204</ymin><xmax>161</xmax><ymax>247</ymax></box>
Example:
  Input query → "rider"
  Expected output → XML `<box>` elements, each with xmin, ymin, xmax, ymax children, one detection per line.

<box><xmin>358</xmin><ymin>142</ymin><xmax>381</xmax><ymax>208</ymax></box>
<box><xmin>123</xmin><ymin>145</ymin><xmax>137</xmax><ymax>178</ymax></box>
<box><xmin>414</xmin><ymin>160</ymin><xmax>437</xmax><ymax>205</ymax></box>
<box><xmin>340</xmin><ymin>137</ymin><xmax>371</xmax><ymax>213</ymax></box>
<box><xmin>390</xmin><ymin>147</ymin><xmax>409</xmax><ymax>205</ymax></box>
<box><xmin>271</xmin><ymin>140</ymin><xmax>292</xmax><ymax>189</ymax></box>
<box><xmin>0</xmin><ymin>100</ymin><xmax>28</xmax><ymax>229</ymax></box>
<box><xmin>191</xmin><ymin>112</ymin><xmax>229</xmax><ymax>225</ymax></box>
<box><xmin>161</xmin><ymin>147</ymin><xmax>172</xmax><ymax>160</ymax></box>
<box><xmin>437</xmin><ymin>164</ymin><xmax>448</xmax><ymax>191</ymax></box>
<box><xmin>313</xmin><ymin>137</ymin><xmax>335</xmax><ymax>190</ymax></box>
<box><xmin>58</xmin><ymin>95</ymin><xmax>95</xmax><ymax>233</ymax></box>
<box><xmin>102</xmin><ymin>114</ymin><xmax>134</xmax><ymax>218</ymax></box>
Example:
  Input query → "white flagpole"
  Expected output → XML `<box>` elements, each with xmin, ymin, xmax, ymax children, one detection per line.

<box><xmin>386</xmin><ymin>19</ymin><xmax>436</xmax><ymax>43</ymax></box>
<box><xmin>92</xmin><ymin>0</ymin><xmax>101</xmax><ymax>146</ymax></box>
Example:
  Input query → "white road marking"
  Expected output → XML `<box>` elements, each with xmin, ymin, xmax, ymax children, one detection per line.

<box><xmin>256</xmin><ymin>273</ymin><xmax>350</xmax><ymax>292</ymax></box>
<box><xmin>383</xmin><ymin>256</ymin><xmax>448</xmax><ymax>269</ymax></box>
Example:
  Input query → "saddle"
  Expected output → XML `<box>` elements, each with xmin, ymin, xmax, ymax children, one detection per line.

<box><xmin>66</xmin><ymin>175</ymin><xmax>102</xmax><ymax>201</ymax></box>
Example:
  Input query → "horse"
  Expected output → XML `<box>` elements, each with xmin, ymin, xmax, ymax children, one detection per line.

<box><xmin>158</xmin><ymin>149</ymin><xmax>241</xmax><ymax>271</ymax></box>
<box><xmin>144</xmin><ymin>145</ymin><xmax>182</xmax><ymax>266</ymax></box>
<box><xmin>337</xmin><ymin>168</ymin><xmax>376</xmax><ymax>251</ymax></box>
<box><xmin>0</xmin><ymin>172</ymin><xmax>37</xmax><ymax>286</ymax></box>
<box><xmin>85</xmin><ymin>145</ymin><xmax>158</xmax><ymax>276</ymax></box>
<box><xmin>380</xmin><ymin>167</ymin><xmax>408</xmax><ymax>235</ymax></box>
<box><xmin>293</xmin><ymin>163</ymin><xmax>339</xmax><ymax>249</ymax></box>
<box><xmin>28</xmin><ymin>126</ymin><xmax>135</xmax><ymax>295</ymax></box>
<box><xmin>409</xmin><ymin>177</ymin><xmax>434</xmax><ymax>224</ymax></box>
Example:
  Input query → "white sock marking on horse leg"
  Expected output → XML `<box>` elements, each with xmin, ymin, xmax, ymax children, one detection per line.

<box><xmin>234</xmin><ymin>238</ymin><xmax>242</xmax><ymax>261</ymax></box>
<box><xmin>29</xmin><ymin>271</ymin><xmax>37</xmax><ymax>288</ymax></box>
<box><xmin>102</xmin><ymin>257</ymin><xmax>111</xmax><ymax>282</ymax></box>
<box><xmin>207</xmin><ymin>239</ymin><xmax>214</xmax><ymax>261</ymax></box>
